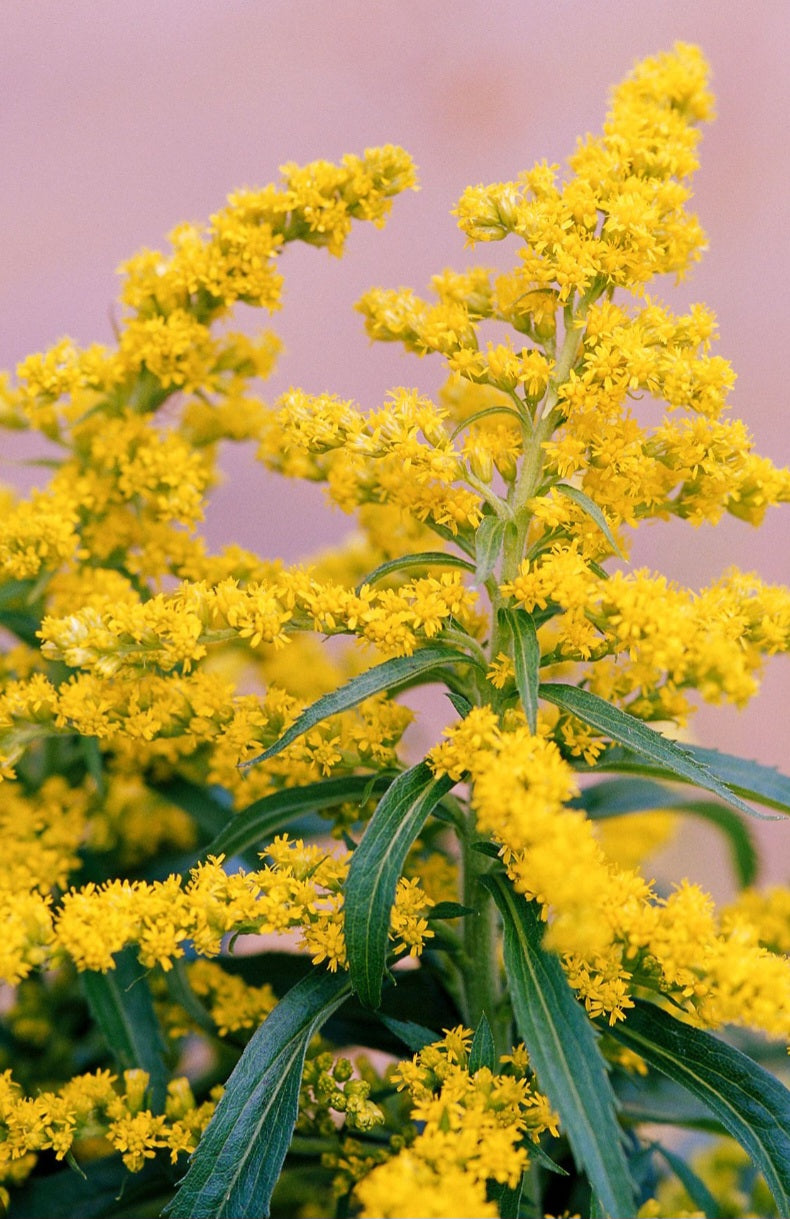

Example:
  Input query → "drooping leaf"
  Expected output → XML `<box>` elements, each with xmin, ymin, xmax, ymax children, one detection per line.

<box><xmin>475</xmin><ymin>516</ymin><xmax>506</xmax><ymax>583</ymax></box>
<box><xmin>344</xmin><ymin>762</ymin><xmax>455</xmax><ymax>1008</ymax></box>
<box><xmin>487</xmin><ymin>1173</ymin><xmax>524</xmax><ymax>1219</ymax></box>
<box><xmin>166</xmin><ymin>969</ymin><xmax>351</xmax><ymax>1219</ymax></box>
<box><xmin>500</xmin><ymin>606</ymin><xmax>540</xmax><ymax>732</ymax></box>
<box><xmin>153</xmin><ymin>777</ymin><xmax>233</xmax><ymax>840</ymax></box>
<box><xmin>469</xmin><ymin>1011</ymin><xmax>496</xmax><ymax>1074</ymax></box>
<box><xmin>241</xmin><ymin>647</ymin><xmax>477</xmax><ymax>769</ymax></box>
<box><xmin>608</xmin><ymin>1000</ymin><xmax>790</xmax><ymax>1215</ymax></box>
<box><xmin>586</xmin><ymin>743</ymin><xmax>790</xmax><ymax>817</ymax></box>
<box><xmin>193</xmin><ymin>773</ymin><xmax>394</xmax><ymax>866</ymax></box>
<box><xmin>651</xmin><ymin>1141</ymin><xmax>721</xmax><ymax>1218</ymax></box>
<box><xmin>446</xmin><ymin>689</ymin><xmax>473</xmax><ymax>718</ymax></box>
<box><xmin>554</xmin><ymin>482</ymin><xmax>623</xmax><ymax>557</ymax></box>
<box><xmin>540</xmin><ymin>683</ymin><xmax>772</xmax><ymax>821</ymax></box>
<box><xmin>355</xmin><ymin>550</ymin><xmax>475</xmax><ymax>594</ymax></box>
<box><xmin>7</xmin><ymin>1157</ymin><xmax>177</xmax><ymax>1219</ymax></box>
<box><xmin>378</xmin><ymin>1014</ymin><xmax>439</xmax><ymax>1053</ymax></box>
<box><xmin>483</xmin><ymin>875</ymin><xmax>636</xmax><ymax>1219</ymax></box>
<box><xmin>574</xmin><ymin>777</ymin><xmax>758</xmax><ymax>888</ymax></box>
<box><xmin>425</xmin><ymin>901</ymin><xmax>477</xmax><ymax>920</ymax></box>
<box><xmin>81</xmin><ymin>947</ymin><xmax>169</xmax><ymax>1110</ymax></box>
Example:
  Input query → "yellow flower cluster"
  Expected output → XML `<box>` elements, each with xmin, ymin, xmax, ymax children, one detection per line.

<box><xmin>455</xmin><ymin>44</ymin><xmax>712</xmax><ymax>289</ymax></box>
<box><xmin>502</xmin><ymin>555</ymin><xmax>790</xmax><ymax>723</ymax></box>
<box><xmin>0</xmin><ymin>43</ymin><xmax>788</xmax><ymax>1217</ymax></box>
<box><xmin>259</xmin><ymin>386</ymin><xmax>484</xmax><ymax>531</ymax></box>
<box><xmin>0</xmin><ymin>1066</ymin><xmax>216</xmax><ymax>1194</ymax></box>
<box><xmin>0</xmin><ymin>837</ymin><xmax>434</xmax><ymax>984</ymax></box>
<box><xmin>429</xmin><ymin>712</ymin><xmax>790</xmax><ymax>1035</ymax></box>
<box><xmin>355</xmin><ymin>1027</ymin><xmax>558</xmax><ymax>1219</ymax></box>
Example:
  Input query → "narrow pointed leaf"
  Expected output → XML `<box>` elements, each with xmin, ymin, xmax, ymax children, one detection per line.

<box><xmin>652</xmin><ymin>1141</ymin><xmax>721</xmax><ymax>1218</ymax></box>
<box><xmin>500</xmin><ymin>607</ymin><xmax>540</xmax><ymax>732</ymax></box>
<box><xmin>681</xmin><ymin>745</ymin><xmax>790</xmax><ymax>816</ymax></box>
<box><xmin>242</xmin><ymin>647</ymin><xmax>476</xmax><ymax>769</ymax></box>
<box><xmin>425</xmin><ymin>901</ymin><xmax>477</xmax><ymax>920</ymax></box>
<box><xmin>573</xmin><ymin>778</ymin><xmax>758</xmax><ymax>888</ymax></box>
<box><xmin>166</xmin><ymin>969</ymin><xmax>350</xmax><ymax>1219</ymax></box>
<box><xmin>540</xmin><ymin>683</ymin><xmax>768</xmax><ymax>821</ymax></box>
<box><xmin>585</xmin><ymin>744</ymin><xmax>790</xmax><ymax>817</ymax></box>
<box><xmin>81</xmin><ymin>947</ymin><xmax>169</xmax><ymax>1110</ymax></box>
<box><xmin>554</xmin><ymin>482</ymin><xmax>623</xmax><ymax>557</ymax></box>
<box><xmin>475</xmin><ymin>516</ymin><xmax>506</xmax><ymax>583</ymax></box>
<box><xmin>446</xmin><ymin>689</ymin><xmax>473</xmax><ymax>717</ymax></box>
<box><xmin>379</xmin><ymin>1014</ymin><xmax>439</xmax><ymax>1052</ymax></box>
<box><xmin>355</xmin><ymin>550</ymin><xmax>475</xmax><ymax>594</ymax></box>
<box><xmin>469</xmin><ymin>1012</ymin><xmax>496</xmax><ymax>1074</ymax></box>
<box><xmin>483</xmin><ymin>875</ymin><xmax>636</xmax><ymax>1219</ymax></box>
<box><xmin>154</xmin><ymin>777</ymin><xmax>233</xmax><ymax>839</ymax></box>
<box><xmin>193</xmin><ymin>773</ymin><xmax>394</xmax><ymax>866</ymax></box>
<box><xmin>344</xmin><ymin>762</ymin><xmax>455</xmax><ymax>1008</ymax></box>
<box><xmin>607</xmin><ymin>1000</ymin><xmax>790</xmax><ymax>1215</ymax></box>
<box><xmin>488</xmin><ymin>1174</ymin><xmax>523</xmax><ymax>1219</ymax></box>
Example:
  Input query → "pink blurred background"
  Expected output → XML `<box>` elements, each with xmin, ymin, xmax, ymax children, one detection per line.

<box><xmin>1</xmin><ymin>1</ymin><xmax>788</xmax><ymax>887</ymax></box>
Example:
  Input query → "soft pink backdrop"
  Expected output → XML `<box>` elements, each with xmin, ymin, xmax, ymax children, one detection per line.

<box><xmin>1</xmin><ymin>2</ymin><xmax>788</xmax><ymax>886</ymax></box>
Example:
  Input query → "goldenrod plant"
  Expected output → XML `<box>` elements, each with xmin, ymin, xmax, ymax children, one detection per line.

<box><xmin>0</xmin><ymin>42</ymin><xmax>788</xmax><ymax>1219</ymax></box>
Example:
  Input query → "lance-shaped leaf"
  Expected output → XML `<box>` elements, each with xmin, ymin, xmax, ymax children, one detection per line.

<box><xmin>355</xmin><ymin>550</ymin><xmax>475</xmax><ymax>593</ymax></box>
<box><xmin>554</xmin><ymin>482</ymin><xmax>623</xmax><ymax>557</ymax></box>
<box><xmin>81</xmin><ymin>947</ymin><xmax>169</xmax><ymax>1110</ymax></box>
<box><xmin>684</xmin><ymin>745</ymin><xmax>790</xmax><ymax>814</ymax></box>
<box><xmin>607</xmin><ymin>1000</ymin><xmax>790</xmax><ymax>1216</ymax></box>
<box><xmin>344</xmin><ymin>761</ymin><xmax>455</xmax><ymax>1008</ymax></box>
<box><xmin>166</xmin><ymin>969</ymin><xmax>351</xmax><ymax>1219</ymax></box>
<box><xmin>651</xmin><ymin>1141</ymin><xmax>721</xmax><ymax>1219</ymax></box>
<box><xmin>241</xmin><ymin>646</ymin><xmax>477</xmax><ymax>769</ymax></box>
<box><xmin>193</xmin><ymin>773</ymin><xmax>394</xmax><ymax>866</ymax></box>
<box><xmin>379</xmin><ymin>1014</ymin><xmax>439</xmax><ymax>1052</ymax></box>
<box><xmin>499</xmin><ymin>606</ymin><xmax>540</xmax><ymax>732</ymax></box>
<box><xmin>469</xmin><ymin>1011</ymin><xmax>496</xmax><ymax>1074</ymax></box>
<box><xmin>483</xmin><ymin>875</ymin><xmax>636</xmax><ymax>1219</ymax></box>
<box><xmin>475</xmin><ymin>516</ymin><xmax>506</xmax><ymax>583</ymax></box>
<box><xmin>573</xmin><ymin>777</ymin><xmax>758</xmax><ymax>888</ymax></box>
<box><xmin>583</xmin><ymin>743</ymin><xmax>790</xmax><ymax>817</ymax></box>
<box><xmin>540</xmin><ymin>683</ymin><xmax>769</xmax><ymax>821</ymax></box>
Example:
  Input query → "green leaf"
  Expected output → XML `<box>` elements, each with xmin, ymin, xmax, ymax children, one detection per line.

<box><xmin>242</xmin><ymin>647</ymin><xmax>477</xmax><ymax>770</ymax></box>
<box><xmin>446</xmin><ymin>690</ymin><xmax>473</xmax><ymax>718</ymax></box>
<box><xmin>575</xmin><ymin>778</ymin><xmax>758</xmax><ymax>888</ymax></box>
<box><xmin>554</xmin><ymin>482</ymin><xmax>623</xmax><ymax>557</ymax></box>
<box><xmin>500</xmin><ymin>606</ymin><xmax>540</xmax><ymax>732</ymax></box>
<box><xmin>165</xmin><ymin>969</ymin><xmax>351</xmax><ymax>1219</ymax></box>
<box><xmin>425</xmin><ymin>901</ymin><xmax>477</xmax><ymax>920</ymax></box>
<box><xmin>487</xmin><ymin>1173</ymin><xmax>523</xmax><ymax>1219</ymax></box>
<box><xmin>472</xmin><ymin>840</ymin><xmax>501</xmax><ymax>858</ymax></box>
<box><xmin>355</xmin><ymin>550</ymin><xmax>475</xmax><ymax>594</ymax></box>
<box><xmin>344</xmin><ymin>762</ymin><xmax>455</xmax><ymax>1008</ymax></box>
<box><xmin>651</xmin><ymin>1141</ymin><xmax>721</xmax><ymax>1219</ymax></box>
<box><xmin>378</xmin><ymin>1014</ymin><xmax>439</xmax><ymax>1052</ymax></box>
<box><xmin>0</xmin><ymin>610</ymin><xmax>42</xmax><ymax>646</ymax></box>
<box><xmin>469</xmin><ymin>1011</ymin><xmax>496</xmax><ymax>1074</ymax></box>
<box><xmin>608</xmin><ymin>1000</ymin><xmax>790</xmax><ymax>1216</ymax></box>
<box><xmin>483</xmin><ymin>875</ymin><xmax>636</xmax><ymax>1219</ymax></box>
<box><xmin>475</xmin><ymin>516</ymin><xmax>506</xmax><ymax>583</ymax></box>
<box><xmin>7</xmin><ymin>1157</ymin><xmax>176</xmax><ymax>1219</ymax></box>
<box><xmin>588</xmin><ymin>744</ymin><xmax>790</xmax><ymax>817</ymax></box>
<box><xmin>540</xmin><ymin>683</ymin><xmax>771</xmax><ymax>821</ymax></box>
<box><xmin>81</xmin><ymin>947</ymin><xmax>169</xmax><ymax>1109</ymax></box>
<box><xmin>681</xmin><ymin>745</ymin><xmax>790</xmax><ymax>816</ymax></box>
<box><xmin>193</xmin><ymin>773</ymin><xmax>394</xmax><ymax>866</ymax></box>
<box><xmin>153</xmin><ymin>777</ymin><xmax>233</xmax><ymax>840</ymax></box>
